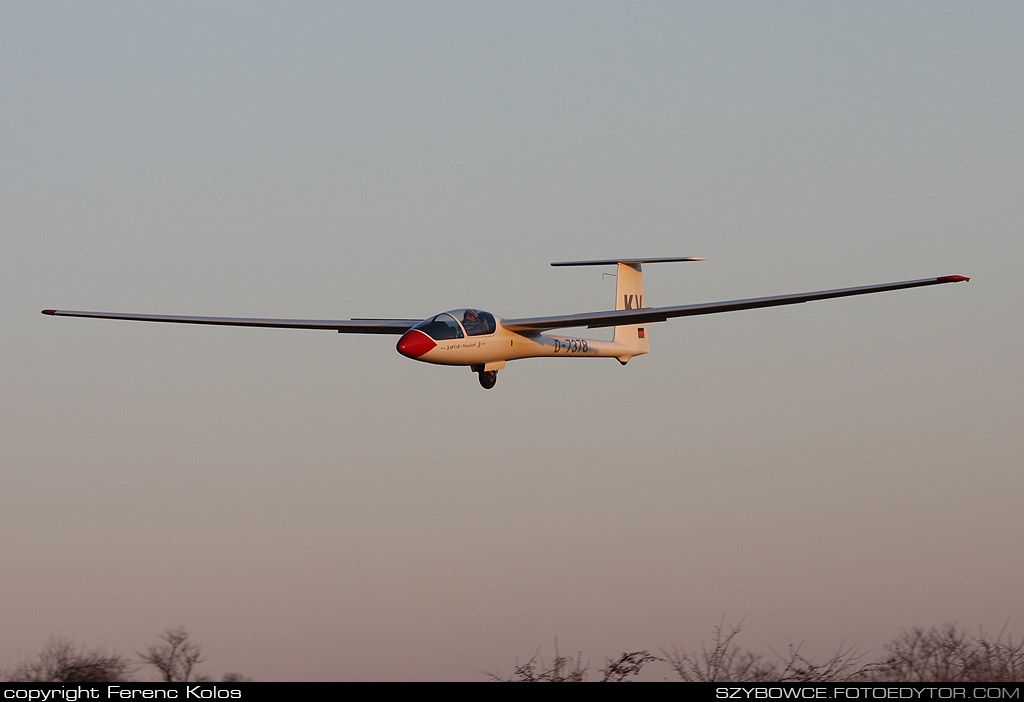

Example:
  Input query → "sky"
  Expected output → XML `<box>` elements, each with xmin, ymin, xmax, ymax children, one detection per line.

<box><xmin>2</xmin><ymin>0</ymin><xmax>1022</xmax><ymax>682</ymax></box>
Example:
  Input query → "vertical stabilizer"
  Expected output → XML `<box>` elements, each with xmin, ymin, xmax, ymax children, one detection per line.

<box><xmin>550</xmin><ymin>257</ymin><xmax>704</xmax><ymax>364</ymax></box>
<box><xmin>612</xmin><ymin>262</ymin><xmax>650</xmax><ymax>362</ymax></box>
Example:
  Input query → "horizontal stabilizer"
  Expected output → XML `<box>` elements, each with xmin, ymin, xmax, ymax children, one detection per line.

<box><xmin>551</xmin><ymin>257</ymin><xmax>705</xmax><ymax>266</ymax></box>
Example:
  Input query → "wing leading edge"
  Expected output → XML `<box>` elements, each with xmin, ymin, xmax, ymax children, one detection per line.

<box><xmin>40</xmin><ymin>310</ymin><xmax>418</xmax><ymax>335</ymax></box>
<box><xmin>42</xmin><ymin>275</ymin><xmax>969</xmax><ymax>335</ymax></box>
<box><xmin>502</xmin><ymin>275</ymin><xmax>970</xmax><ymax>332</ymax></box>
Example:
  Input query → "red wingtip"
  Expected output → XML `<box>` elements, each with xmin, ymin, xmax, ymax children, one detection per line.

<box><xmin>937</xmin><ymin>276</ymin><xmax>970</xmax><ymax>283</ymax></box>
<box><xmin>42</xmin><ymin>309</ymin><xmax>57</xmax><ymax>315</ymax></box>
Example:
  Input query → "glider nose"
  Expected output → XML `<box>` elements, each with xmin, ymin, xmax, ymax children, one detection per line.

<box><xmin>396</xmin><ymin>329</ymin><xmax>436</xmax><ymax>359</ymax></box>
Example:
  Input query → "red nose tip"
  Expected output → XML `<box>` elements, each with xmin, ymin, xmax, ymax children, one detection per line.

<box><xmin>396</xmin><ymin>329</ymin><xmax>436</xmax><ymax>359</ymax></box>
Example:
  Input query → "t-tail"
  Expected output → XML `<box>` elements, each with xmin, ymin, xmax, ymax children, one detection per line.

<box><xmin>550</xmin><ymin>257</ymin><xmax>706</xmax><ymax>364</ymax></box>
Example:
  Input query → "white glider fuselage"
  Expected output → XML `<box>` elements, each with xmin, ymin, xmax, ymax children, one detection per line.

<box><xmin>397</xmin><ymin>314</ymin><xmax>645</xmax><ymax>368</ymax></box>
<box><xmin>395</xmin><ymin>260</ymin><xmax>655</xmax><ymax>375</ymax></box>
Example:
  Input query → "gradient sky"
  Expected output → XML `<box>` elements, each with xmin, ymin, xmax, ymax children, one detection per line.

<box><xmin>3</xmin><ymin>1</ymin><xmax>1021</xmax><ymax>681</ymax></box>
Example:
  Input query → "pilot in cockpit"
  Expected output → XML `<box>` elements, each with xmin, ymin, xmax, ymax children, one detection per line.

<box><xmin>463</xmin><ymin>309</ymin><xmax>482</xmax><ymax>334</ymax></box>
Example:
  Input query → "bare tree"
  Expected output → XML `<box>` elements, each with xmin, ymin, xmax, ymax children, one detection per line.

<box><xmin>5</xmin><ymin>638</ymin><xmax>131</xmax><ymax>683</ymax></box>
<box><xmin>663</xmin><ymin>618</ymin><xmax>867</xmax><ymax>683</ymax></box>
<box><xmin>138</xmin><ymin>627</ymin><xmax>204</xmax><ymax>682</ymax></box>
<box><xmin>488</xmin><ymin>648</ymin><xmax>589</xmax><ymax>682</ymax></box>
<box><xmin>194</xmin><ymin>671</ymin><xmax>253</xmax><ymax>683</ymax></box>
<box><xmin>664</xmin><ymin>619</ymin><xmax>777</xmax><ymax>682</ymax></box>
<box><xmin>488</xmin><ymin>642</ymin><xmax>659</xmax><ymax>682</ymax></box>
<box><xmin>493</xmin><ymin>621</ymin><xmax>1024</xmax><ymax>683</ymax></box>
<box><xmin>869</xmin><ymin>623</ymin><xmax>1024</xmax><ymax>682</ymax></box>
<box><xmin>599</xmin><ymin>651</ymin><xmax>661</xmax><ymax>682</ymax></box>
<box><xmin>772</xmin><ymin>640</ymin><xmax>867</xmax><ymax>683</ymax></box>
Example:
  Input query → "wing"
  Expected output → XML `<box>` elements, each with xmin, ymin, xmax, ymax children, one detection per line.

<box><xmin>40</xmin><ymin>309</ymin><xmax>418</xmax><ymax>335</ymax></box>
<box><xmin>502</xmin><ymin>276</ymin><xmax>970</xmax><ymax>332</ymax></box>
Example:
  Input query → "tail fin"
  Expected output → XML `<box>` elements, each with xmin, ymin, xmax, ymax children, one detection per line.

<box><xmin>549</xmin><ymin>258</ymin><xmax>705</xmax><ymax>364</ymax></box>
<box><xmin>612</xmin><ymin>262</ymin><xmax>650</xmax><ymax>363</ymax></box>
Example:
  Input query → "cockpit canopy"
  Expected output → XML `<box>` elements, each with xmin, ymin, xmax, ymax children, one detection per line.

<box><xmin>410</xmin><ymin>309</ymin><xmax>496</xmax><ymax>340</ymax></box>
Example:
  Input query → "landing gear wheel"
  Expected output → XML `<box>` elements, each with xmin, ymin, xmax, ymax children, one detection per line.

<box><xmin>478</xmin><ymin>370</ymin><xmax>497</xmax><ymax>389</ymax></box>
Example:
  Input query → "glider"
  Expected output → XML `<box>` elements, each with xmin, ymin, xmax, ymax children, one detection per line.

<box><xmin>43</xmin><ymin>258</ymin><xmax>969</xmax><ymax>389</ymax></box>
